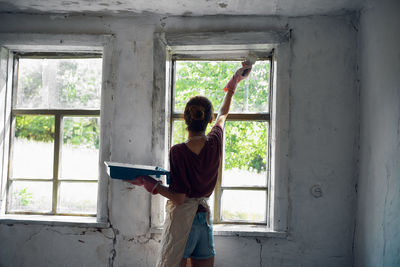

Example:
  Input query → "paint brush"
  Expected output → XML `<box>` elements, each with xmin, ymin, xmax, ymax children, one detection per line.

<box><xmin>224</xmin><ymin>53</ymin><xmax>258</xmax><ymax>93</ymax></box>
<box><xmin>241</xmin><ymin>53</ymin><xmax>257</xmax><ymax>77</ymax></box>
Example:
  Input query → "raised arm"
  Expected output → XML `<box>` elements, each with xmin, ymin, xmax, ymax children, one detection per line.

<box><xmin>214</xmin><ymin>62</ymin><xmax>252</xmax><ymax>128</ymax></box>
<box><xmin>214</xmin><ymin>91</ymin><xmax>234</xmax><ymax>128</ymax></box>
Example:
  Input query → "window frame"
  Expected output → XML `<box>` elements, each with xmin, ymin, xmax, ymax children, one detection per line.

<box><xmin>0</xmin><ymin>34</ymin><xmax>114</xmax><ymax>226</ymax></box>
<box><xmin>152</xmin><ymin>31</ymin><xmax>291</xmax><ymax>234</ymax></box>
<box><xmin>169</xmin><ymin>57</ymin><xmax>273</xmax><ymax>225</ymax></box>
<box><xmin>5</xmin><ymin>53</ymin><xmax>102</xmax><ymax>217</ymax></box>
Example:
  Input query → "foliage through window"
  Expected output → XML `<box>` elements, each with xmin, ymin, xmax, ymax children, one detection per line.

<box><xmin>7</xmin><ymin>55</ymin><xmax>102</xmax><ymax>216</ymax></box>
<box><xmin>171</xmin><ymin>59</ymin><xmax>271</xmax><ymax>224</ymax></box>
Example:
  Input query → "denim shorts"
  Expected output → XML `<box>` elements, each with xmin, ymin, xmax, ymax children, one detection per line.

<box><xmin>183</xmin><ymin>212</ymin><xmax>216</xmax><ymax>259</ymax></box>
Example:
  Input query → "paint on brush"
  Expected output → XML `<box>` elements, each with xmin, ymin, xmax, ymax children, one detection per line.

<box><xmin>241</xmin><ymin>53</ymin><xmax>257</xmax><ymax>76</ymax></box>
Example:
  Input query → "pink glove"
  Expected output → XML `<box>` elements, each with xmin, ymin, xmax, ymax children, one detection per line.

<box><xmin>128</xmin><ymin>175</ymin><xmax>162</xmax><ymax>195</ymax></box>
<box><xmin>224</xmin><ymin>62</ymin><xmax>252</xmax><ymax>94</ymax></box>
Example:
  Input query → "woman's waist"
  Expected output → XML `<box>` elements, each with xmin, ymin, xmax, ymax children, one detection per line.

<box><xmin>196</xmin><ymin>204</ymin><xmax>208</xmax><ymax>213</ymax></box>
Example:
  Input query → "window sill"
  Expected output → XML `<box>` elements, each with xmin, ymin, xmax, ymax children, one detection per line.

<box><xmin>150</xmin><ymin>224</ymin><xmax>287</xmax><ymax>238</ymax></box>
<box><xmin>0</xmin><ymin>214</ymin><xmax>109</xmax><ymax>228</ymax></box>
<box><xmin>213</xmin><ymin>224</ymin><xmax>286</xmax><ymax>238</ymax></box>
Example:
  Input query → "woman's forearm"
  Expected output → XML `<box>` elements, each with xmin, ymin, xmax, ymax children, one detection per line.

<box><xmin>156</xmin><ymin>184</ymin><xmax>186</xmax><ymax>205</ymax></box>
<box><xmin>218</xmin><ymin>91</ymin><xmax>234</xmax><ymax>117</ymax></box>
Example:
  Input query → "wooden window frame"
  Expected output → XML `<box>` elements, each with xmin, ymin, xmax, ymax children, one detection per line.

<box><xmin>169</xmin><ymin>56</ymin><xmax>273</xmax><ymax>225</ymax></box>
<box><xmin>5</xmin><ymin>53</ymin><xmax>101</xmax><ymax>217</ymax></box>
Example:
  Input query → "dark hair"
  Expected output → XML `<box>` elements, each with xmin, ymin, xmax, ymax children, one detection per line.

<box><xmin>184</xmin><ymin>96</ymin><xmax>214</xmax><ymax>132</ymax></box>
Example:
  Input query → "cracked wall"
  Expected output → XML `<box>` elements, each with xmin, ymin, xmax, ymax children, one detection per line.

<box><xmin>354</xmin><ymin>0</ymin><xmax>400</xmax><ymax>266</ymax></box>
<box><xmin>0</xmin><ymin>12</ymin><xmax>358</xmax><ymax>267</ymax></box>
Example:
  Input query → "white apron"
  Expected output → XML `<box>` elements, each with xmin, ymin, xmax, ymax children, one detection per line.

<box><xmin>156</xmin><ymin>197</ymin><xmax>210</xmax><ymax>267</ymax></box>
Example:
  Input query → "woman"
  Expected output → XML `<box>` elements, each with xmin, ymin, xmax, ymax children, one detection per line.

<box><xmin>129</xmin><ymin>61</ymin><xmax>252</xmax><ymax>267</ymax></box>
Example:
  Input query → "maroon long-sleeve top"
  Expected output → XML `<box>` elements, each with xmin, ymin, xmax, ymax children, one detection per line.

<box><xmin>169</xmin><ymin>125</ymin><xmax>223</xmax><ymax>201</ymax></box>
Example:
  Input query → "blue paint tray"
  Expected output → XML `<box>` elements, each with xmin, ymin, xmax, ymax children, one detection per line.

<box><xmin>105</xmin><ymin>161</ymin><xmax>170</xmax><ymax>184</ymax></box>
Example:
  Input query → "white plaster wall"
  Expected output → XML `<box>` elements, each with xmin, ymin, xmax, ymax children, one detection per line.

<box><xmin>354</xmin><ymin>0</ymin><xmax>400</xmax><ymax>266</ymax></box>
<box><xmin>0</xmin><ymin>13</ymin><xmax>358</xmax><ymax>267</ymax></box>
<box><xmin>0</xmin><ymin>0</ymin><xmax>365</xmax><ymax>16</ymax></box>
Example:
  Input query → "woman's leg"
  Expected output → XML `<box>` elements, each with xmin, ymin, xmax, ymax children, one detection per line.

<box><xmin>190</xmin><ymin>256</ymin><xmax>214</xmax><ymax>267</ymax></box>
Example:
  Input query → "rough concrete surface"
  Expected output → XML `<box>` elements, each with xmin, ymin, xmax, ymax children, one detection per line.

<box><xmin>0</xmin><ymin>0</ymin><xmax>364</xmax><ymax>17</ymax></box>
<box><xmin>354</xmin><ymin>0</ymin><xmax>400</xmax><ymax>266</ymax></box>
<box><xmin>0</xmin><ymin>12</ymin><xmax>361</xmax><ymax>266</ymax></box>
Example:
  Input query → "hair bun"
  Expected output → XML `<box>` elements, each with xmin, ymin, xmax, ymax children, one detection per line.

<box><xmin>189</xmin><ymin>105</ymin><xmax>205</xmax><ymax>120</ymax></box>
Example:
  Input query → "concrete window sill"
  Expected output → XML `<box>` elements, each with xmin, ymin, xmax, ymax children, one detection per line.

<box><xmin>151</xmin><ymin>224</ymin><xmax>287</xmax><ymax>238</ymax></box>
<box><xmin>0</xmin><ymin>214</ymin><xmax>109</xmax><ymax>228</ymax></box>
<box><xmin>212</xmin><ymin>224</ymin><xmax>287</xmax><ymax>238</ymax></box>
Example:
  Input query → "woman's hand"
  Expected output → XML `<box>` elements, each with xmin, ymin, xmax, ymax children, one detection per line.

<box><xmin>126</xmin><ymin>175</ymin><xmax>161</xmax><ymax>194</ymax></box>
<box><xmin>127</xmin><ymin>176</ymin><xmax>186</xmax><ymax>205</ymax></box>
<box><xmin>224</xmin><ymin>61</ymin><xmax>252</xmax><ymax>94</ymax></box>
<box><xmin>237</xmin><ymin>61</ymin><xmax>252</xmax><ymax>81</ymax></box>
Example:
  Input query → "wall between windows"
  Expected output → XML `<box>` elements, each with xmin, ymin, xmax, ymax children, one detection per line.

<box><xmin>0</xmin><ymin>13</ymin><xmax>358</xmax><ymax>267</ymax></box>
<box><xmin>355</xmin><ymin>0</ymin><xmax>400</xmax><ymax>266</ymax></box>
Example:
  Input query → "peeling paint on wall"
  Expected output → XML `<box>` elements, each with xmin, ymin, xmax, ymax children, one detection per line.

<box><xmin>0</xmin><ymin>12</ymin><xmax>360</xmax><ymax>267</ymax></box>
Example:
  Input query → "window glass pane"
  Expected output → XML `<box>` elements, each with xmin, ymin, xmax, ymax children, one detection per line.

<box><xmin>11</xmin><ymin>115</ymin><xmax>54</xmax><ymax>179</ymax></box>
<box><xmin>175</xmin><ymin>60</ymin><xmax>270</xmax><ymax>113</ymax></box>
<box><xmin>221</xmin><ymin>190</ymin><xmax>266</xmax><ymax>222</ymax></box>
<box><xmin>223</xmin><ymin>121</ymin><xmax>268</xmax><ymax>187</ymax></box>
<box><xmin>172</xmin><ymin>120</ymin><xmax>186</xmax><ymax>145</ymax></box>
<box><xmin>208</xmin><ymin>191</ymin><xmax>215</xmax><ymax>218</ymax></box>
<box><xmin>57</xmin><ymin>182</ymin><xmax>97</xmax><ymax>214</ymax></box>
<box><xmin>60</xmin><ymin>117</ymin><xmax>100</xmax><ymax>180</ymax></box>
<box><xmin>16</xmin><ymin>58</ymin><xmax>102</xmax><ymax>109</ymax></box>
<box><xmin>8</xmin><ymin>181</ymin><xmax>52</xmax><ymax>212</ymax></box>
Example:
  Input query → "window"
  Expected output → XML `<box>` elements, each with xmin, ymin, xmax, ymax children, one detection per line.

<box><xmin>170</xmin><ymin>58</ymin><xmax>272</xmax><ymax>224</ymax></box>
<box><xmin>152</xmin><ymin>31</ymin><xmax>290</xmax><ymax>233</ymax></box>
<box><xmin>6</xmin><ymin>54</ymin><xmax>102</xmax><ymax>217</ymax></box>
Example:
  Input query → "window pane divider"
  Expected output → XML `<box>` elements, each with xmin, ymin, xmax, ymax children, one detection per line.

<box><xmin>215</xmin><ymin>221</ymin><xmax>267</xmax><ymax>225</ymax></box>
<box><xmin>57</xmin><ymin>179</ymin><xmax>99</xmax><ymax>183</ymax></box>
<box><xmin>12</xmin><ymin>109</ymin><xmax>100</xmax><ymax>116</ymax></box>
<box><xmin>6</xmin><ymin>211</ymin><xmax>96</xmax><ymax>217</ymax></box>
<box><xmin>8</xmin><ymin>178</ymin><xmax>98</xmax><ymax>182</ymax></box>
<box><xmin>52</xmin><ymin>114</ymin><xmax>62</xmax><ymax>214</ymax></box>
<box><xmin>18</xmin><ymin>53</ymin><xmax>102</xmax><ymax>59</ymax></box>
<box><xmin>9</xmin><ymin>178</ymin><xmax>53</xmax><ymax>182</ymax></box>
<box><xmin>221</xmin><ymin>186</ymin><xmax>268</xmax><ymax>191</ymax></box>
<box><xmin>213</xmin><ymin>160</ymin><xmax>223</xmax><ymax>224</ymax></box>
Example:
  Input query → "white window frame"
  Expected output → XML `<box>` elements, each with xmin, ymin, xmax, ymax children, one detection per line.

<box><xmin>0</xmin><ymin>34</ymin><xmax>114</xmax><ymax>227</ymax></box>
<box><xmin>151</xmin><ymin>31</ymin><xmax>291</xmax><ymax>236</ymax></box>
<box><xmin>7</xmin><ymin>52</ymin><xmax>102</xmax><ymax>217</ymax></box>
<box><xmin>170</xmin><ymin>57</ymin><xmax>272</xmax><ymax>225</ymax></box>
